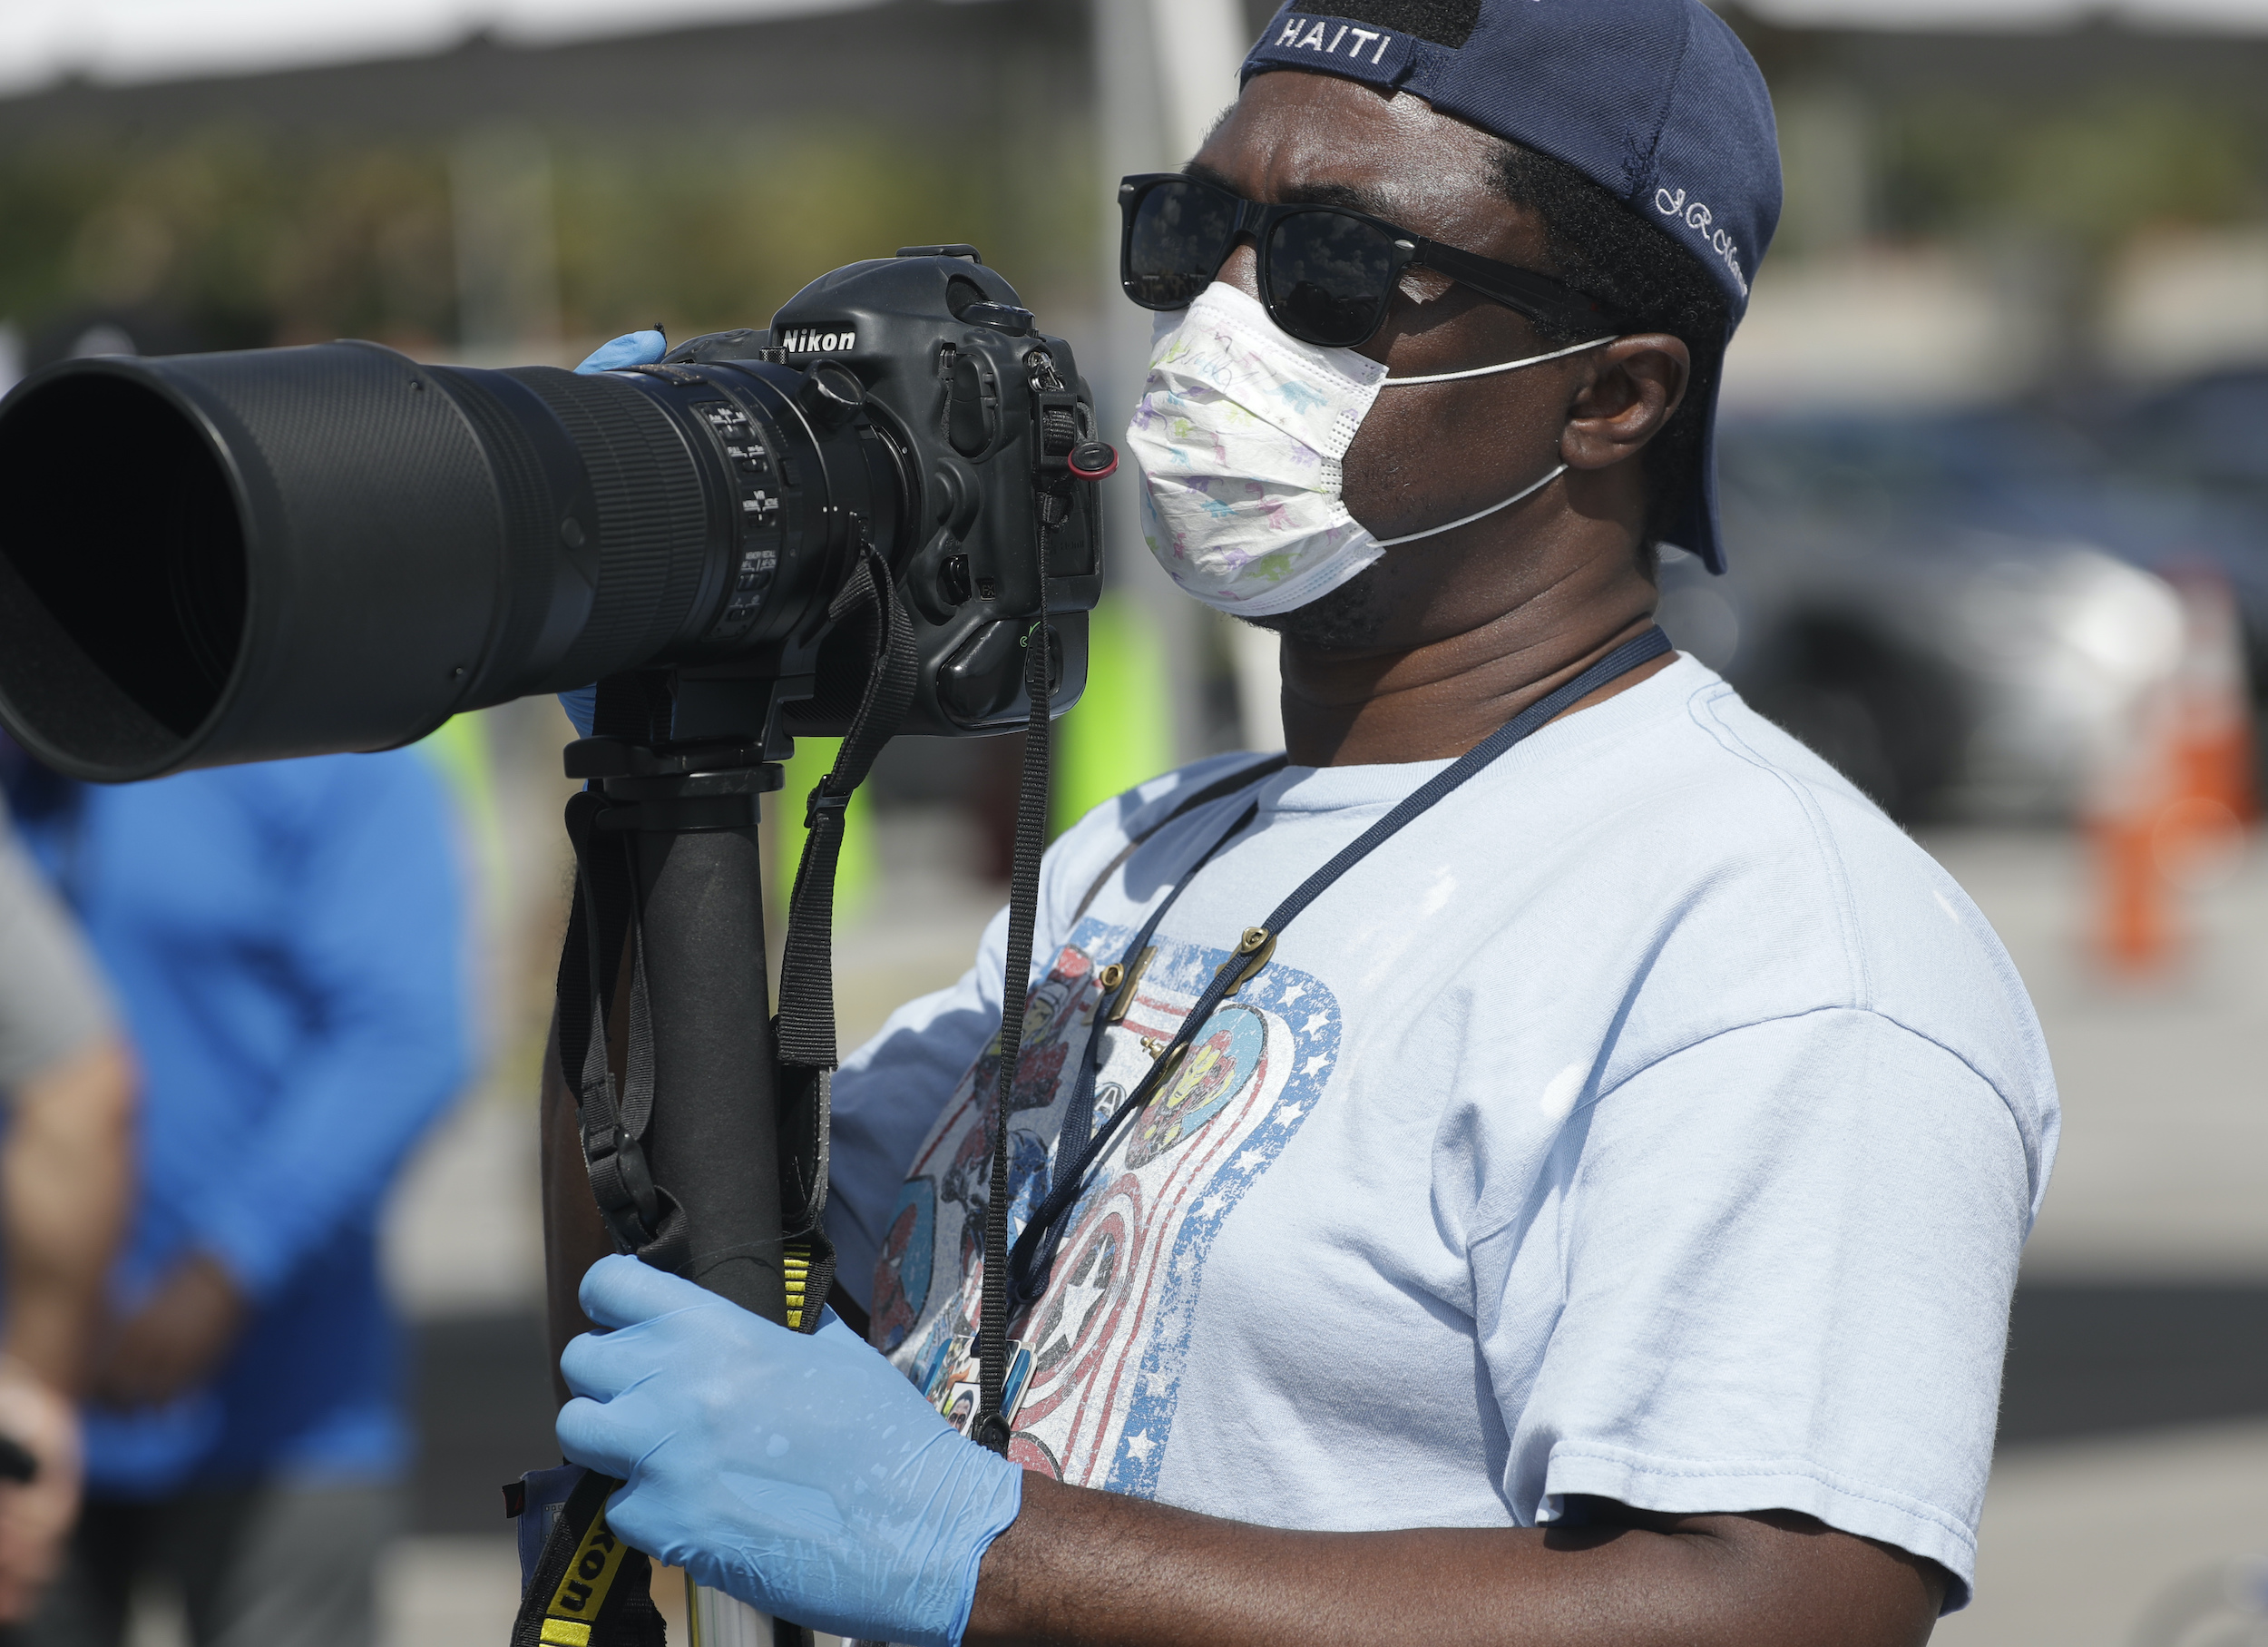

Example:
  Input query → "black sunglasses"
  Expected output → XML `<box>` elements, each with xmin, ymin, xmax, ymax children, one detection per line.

<box><xmin>1119</xmin><ymin>172</ymin><xmax>1623</xmax><ymax>350</ymax></box>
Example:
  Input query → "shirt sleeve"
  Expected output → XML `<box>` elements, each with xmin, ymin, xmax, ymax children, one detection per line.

<box><xmin>0</xmin><ymin>809</ymin><xmax>114</xmax><ymax>1092</ymax></box>
<box><xmin>186</xmin><ymin>755</ymin><xmax>470</xmax><ymax>1305</ymax></box>
<box><xmin>1484</xmin><ymin>1009</ymin><xmax>2030</xmax><ymax>1611</ymax></box>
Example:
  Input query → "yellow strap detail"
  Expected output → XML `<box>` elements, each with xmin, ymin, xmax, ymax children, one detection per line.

<box><xmin>784</xmin><ymin>1244</ymin><xmax>813</xmax><ymax>1330</ymax></box>
<box><xmin>546</xmin><ymin>1512</ymin><xmax>631</xmax><ymax>1628</ymax></box>
<box><xmin>541</xmin><ymin>1622</ymin><xmax>593</xmax><ymax>1646</ymax></box>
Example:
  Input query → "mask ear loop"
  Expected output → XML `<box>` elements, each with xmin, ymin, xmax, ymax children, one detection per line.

<box><xmin>1365</xmin><ymin>334</ymin><xmax>1619</xmax><ymax>547</ymax></box>
<box><xmin>1372</xmin><ymin>462</ymin><xmax>1569</xmax><ymax>547</ymax></box>
<box><xmin>1378</xmin><ymin>333</ymin><xmax>1617</xmax><ymax>386</ymax></box>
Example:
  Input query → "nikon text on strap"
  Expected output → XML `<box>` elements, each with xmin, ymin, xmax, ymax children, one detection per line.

<box><xmin>509</xmin><ymin>1469</ymin><xmax>666</xmax><ymax>1647</ymax></box>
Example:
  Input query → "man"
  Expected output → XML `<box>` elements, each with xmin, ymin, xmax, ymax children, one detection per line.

<box><xmin>0</xmin><ymin>801</ymin><xmax>133</xmax><ymax>1630</ymax></box>
<box><xmin>548</xmin><ymin>2</ymin><xmax>2057</xmax><ymax>1643</ymax></box>
<box><xmin>5</xmin><ymin>750</ymin><xmax>466</xmax><ymax>1647</ymax></box>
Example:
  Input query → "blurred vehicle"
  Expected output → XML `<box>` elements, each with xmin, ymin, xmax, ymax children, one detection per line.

<box><xmin>2090</xmin><ymin>367</ymin><xmax>2268</xmax><ymax>669</ymax></box>
<box><xmin>1670</xmin><ymin>405</ymin><xmax>2267</xmax><ymax>824</ymax></box>
<box><xmin>2103</xmin><ymin>368</ymin><xmax>2268</xmax><ymax>517</ymax></box>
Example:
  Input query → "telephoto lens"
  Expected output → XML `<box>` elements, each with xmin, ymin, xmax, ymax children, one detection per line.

<box><xmin>0</xmin><ymin>251</ymin><xmax>1103</xmax><ymax>781</ymax></box>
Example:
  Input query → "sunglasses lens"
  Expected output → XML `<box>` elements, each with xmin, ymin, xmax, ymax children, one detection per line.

<box><xmin>1265</xmin><ymin>211</ymin><xmax>1397</xmax><ymax>347</ymax></box>
<box><xmin>1126</xmin><ymin>181</ymin><xmax>1237</xmax><ymax>309</ymax></box>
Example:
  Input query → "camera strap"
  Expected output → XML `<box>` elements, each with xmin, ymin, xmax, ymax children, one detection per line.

<box><xmin>770</xmin><ymin>542</ymin><xmax>918</xmax><ymax>1328</ymax></box>
<box><xmin>535</xmin><ymin>563</ymin><xmax>913</xmax><ymax>1647</ymax></box>
<box><xmin>558</xmin><ymin>672</ymin><xmax>691</xmax><ymax>1276</ymax></box>
<box><xmin>971</xmin><ymin>616</ymin><xmax>1054</xmax><ymax>1455</ymax></box>
<box><xmin>1002</xmin><ymin>624</ymin><xmax>1674</xmax><ymax>1309</ymax></box>
<box><xmin>538</xmin><ymin>677</ymin><xmax>693</xmax><ymax>1647</ymax></box>
<box><xmin>506</xmin><ymin>1466</ymin><xmax>666</xmax><ymax>1647</ymax></box>
<box><xmin>554</xmin><ymin>545</ymin><xmax>916</xmax><ymax>1328</ymax></box>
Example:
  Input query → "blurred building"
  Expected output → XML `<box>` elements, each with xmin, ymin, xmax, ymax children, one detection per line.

<box><xmin>1720</xmin><ymin>5</ymin><xmax>2268</xmax><ymax>406</ymax></box>
<box><xmin>0</xmin><ymin>1</ymin><xmax>2262</xmax><ymax>385</ymax></box>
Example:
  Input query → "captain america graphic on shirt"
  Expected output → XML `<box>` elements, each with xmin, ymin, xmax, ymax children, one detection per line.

<box><xmin>879</xmin><ymin>916</ymin><xmax>1341</xmax><ymax>1490</ymax></box>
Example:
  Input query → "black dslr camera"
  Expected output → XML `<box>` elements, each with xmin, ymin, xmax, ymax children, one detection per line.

<box><xmin>0</xmin><ymin>258</ymin><xmax>1110</xmax><ymax>1629</ymax></box>
<box><xmin>0</xmin><ymin>247</ymin><xmax>1109</xmax><ymax>779</ymax></box>
<box><xmin>0</xmin><ymin>247</ymin><xmax>1129</xmax><ymax>1647</ymax></box>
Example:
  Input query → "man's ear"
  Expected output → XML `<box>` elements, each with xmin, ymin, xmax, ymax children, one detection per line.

<box><xmin>1560</xmin><ymin>335</ymin><xmax>1690</xmax><ymax>472</ymax></box>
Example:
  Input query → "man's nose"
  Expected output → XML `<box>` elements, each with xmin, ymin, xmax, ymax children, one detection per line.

<box><xmin>1219</xmin><ymin>241</ymin><xmax>1262</xmax><ymax>302</ymax></box>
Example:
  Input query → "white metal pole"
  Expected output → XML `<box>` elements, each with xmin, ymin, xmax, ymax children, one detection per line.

<box><xmin>1092</xmin><ymin>0</ymin><xmax>1282</xmax><ymax>759</ymax></box>
<box><xmin>686</xmin><ymin>1572</ymin><xmax>787</xmax><ymax>1647</ymax></box>
<box><xmin>1151</xmin><ymin>0</ymin><xmax>1286</xmax><ymax>755</ymax></box>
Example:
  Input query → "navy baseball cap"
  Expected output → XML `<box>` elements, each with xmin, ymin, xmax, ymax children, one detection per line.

<box><xmin>1240</xmin><ymin>0</ymin><xmax>1781</xmax><ymax>574</ymax></box>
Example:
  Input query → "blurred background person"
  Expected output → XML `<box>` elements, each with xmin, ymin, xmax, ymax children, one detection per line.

<box><xmin>0</xmin><ymin>801</ymin><xmax>133</xmax><ymax>1631</ymax></box>
<box><xmin>0</xmin><ymin>743</ymin><xmax>467</xmax><ymax>1647</ymax></box>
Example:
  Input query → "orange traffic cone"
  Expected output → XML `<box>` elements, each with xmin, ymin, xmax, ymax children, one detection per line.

<box><xmin>2087</xmin><ymin>565</ymin><xmax>2254</xmax><ymax>975</ymax></box>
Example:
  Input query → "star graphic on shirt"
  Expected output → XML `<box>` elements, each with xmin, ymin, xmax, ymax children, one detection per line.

<box><xmin>1276</xmin><ymin>1105</ymin><xmax>1304</xmax><ymax>1126</ymax></box>
<box><xmin>1279</xmin><ymin>982</ymin><xmax>1307</xmax><ymax>1005</ymax></box>
<box><xmin>1125</xmin><ymin>1429</ymin><xmax>1156</xmax><ymax>1461</ymax></box>
<box><xmin>1302</xmin><ymin>1053</ymin><xmax>1331</xmax><ymax>1077</ymax></box>
<box><xmin>1042</xmin><ymin>1264</ymin><xmax>1110</xmax><ymax>1361</ymax></box>
<box><xmin>1302</xmin><ymin>1011</ymin><xmax>1331</xmax><ymax>1034</ymax></box>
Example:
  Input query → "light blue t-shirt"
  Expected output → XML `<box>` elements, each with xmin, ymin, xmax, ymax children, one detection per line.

<box><xmin>826</xmin><ymin>656</ymin><xmax>2058</xmax><ymax>1609</ymax></box>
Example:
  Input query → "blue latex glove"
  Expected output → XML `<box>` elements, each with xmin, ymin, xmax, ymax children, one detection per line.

<box><xmin>557</xmin><ymin>329</ymin><xmax>670</xmax><ymax>734</ymax></box>
<box><xmin>557</xmin><ymin>682</ymin><xmax>597</xmax><ymax>739</ymax></box>
<box><xmin>577</xmin><ymin>328</ymin><xmax>668</xmax><ymax>373</ymax></box>
<box><xmin>557</xmin><ymin>1255</ymin><xmax>1023</xmax><ymax>1647</ymax></box>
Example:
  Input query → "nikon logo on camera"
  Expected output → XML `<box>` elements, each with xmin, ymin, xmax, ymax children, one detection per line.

<box><xmin>777</xmin><ymin>326</ymin><xmax>857</xmax><ymax>355</ymax></box>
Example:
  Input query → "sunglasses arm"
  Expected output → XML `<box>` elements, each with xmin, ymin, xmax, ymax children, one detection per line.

<box><xmin>1410</xmin><ymin>238</ymin><xmax>1622</xmax><ymax>338</ymax></box>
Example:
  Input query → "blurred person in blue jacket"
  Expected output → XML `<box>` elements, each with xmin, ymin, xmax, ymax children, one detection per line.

<box><xmin>0</xmin><ymin>745</ymin><xmax>468</xmax><ymax>1647</ymax></box>
<box><xmin>0</xmin><ymin>800</ymin><xmax>133</xmax><ymax>1628</ymax></box>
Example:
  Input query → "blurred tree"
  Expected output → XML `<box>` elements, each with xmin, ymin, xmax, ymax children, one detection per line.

<box><xmin>1864</xmin><ymin>87</ymin><xmax>2267</xmax><ymax>380</ymax></box>
<box><xmin>552</xmin><ymin>123</ymin><xmax>1090</xmax><ymax>344</ymax></box>
<box><xmin>0</xmin><ymin>128</ymin><xmax>455</xmax><ymax>352</ymax></box>
<box><xmin>0</xmin><ymin>118</ymin><xmax>1090</xmax><ymax>358</ymax></box>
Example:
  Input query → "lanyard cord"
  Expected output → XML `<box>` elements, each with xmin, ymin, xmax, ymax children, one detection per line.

<box><xmin>1050</xmin><ymin>798</ymin><xmax>1264</xmax><ymax>1179</ymax></box>
<box><xmin>1003</xmin><ymin>796</ymin><xmax>1259</xmax><ymax>1306</ymax></box>
<box><xmin>1005</xmin><ymin>624</ymin><xmax>1672</xmax><ymax>1308</ymax></box>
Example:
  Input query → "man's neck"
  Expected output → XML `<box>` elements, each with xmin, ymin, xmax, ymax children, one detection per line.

<box><xmin>1277</xmin><ymin>602</ymin><xmax>1669</xmax><ymax>767</ymax></box>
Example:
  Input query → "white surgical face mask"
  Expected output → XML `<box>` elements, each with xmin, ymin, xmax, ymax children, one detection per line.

<box><xmin>1126</xmin><ymin>282</ymin><xmax>1614</xmax><ymax>617</ymax></box>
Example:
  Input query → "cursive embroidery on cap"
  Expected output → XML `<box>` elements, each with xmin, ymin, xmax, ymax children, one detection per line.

<box><xmin>1654</xmin><ymin>185</ymin><xmax>1750</xmax><ymax>299</ymax></box>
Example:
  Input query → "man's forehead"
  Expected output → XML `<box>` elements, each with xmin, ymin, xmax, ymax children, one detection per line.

<box><xmin>1197</xmin><ymin>74</ymin><xmax>1517</xmax><ymax>228</ymax></box>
